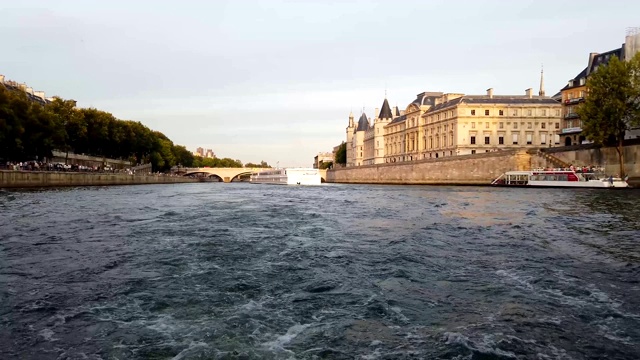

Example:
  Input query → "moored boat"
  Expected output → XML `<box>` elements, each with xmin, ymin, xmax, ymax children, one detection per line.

<box><xmin>250</xmin><ymin>168</ymin><xmax>321</xmax><ymax>185</ymax></box>
<box><xmin>491</xmin><ymin>168</ymin><xmax>629</xmax><ymax>188</ymax></box>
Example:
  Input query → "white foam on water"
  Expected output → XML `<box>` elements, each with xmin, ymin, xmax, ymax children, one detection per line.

<box><xmin>495</xmin><ymin>269</ymin><xmax>534</xmax><ymax>290</ymax></box>
<box><xmin>369</xmin><ymin>340</ymin><xmax>382</xmax><ymax>347</ymax></box>
<box><xmin>171</xmin><ymin>341</ymin><xmax>209</xmax><ymax>360</ymax></box>
<box><xmin>39</xmin><ymin>328</ymin><xmax>58</xmax><ymax>341</ymax></box>
<box><xmin>238</xmin><ymin>299</ymin><xmax>263</xmax><ymax>312</ymax></box>
<box><xmin>262</xmin><ymin>323</ymin><xmax>312</xmax><ymax>353</ymax></box>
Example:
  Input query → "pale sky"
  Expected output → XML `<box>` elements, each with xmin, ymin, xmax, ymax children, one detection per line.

<box><xmin>2</xmin><ymin>1</ymin><xmax>639</xmax><ymax>167</ymax></box>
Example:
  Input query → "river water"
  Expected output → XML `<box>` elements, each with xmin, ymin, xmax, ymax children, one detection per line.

<box><xmin>1</xmin><ymin>183</ymin><xmax>639</xmax><ymax>359</ymax></box>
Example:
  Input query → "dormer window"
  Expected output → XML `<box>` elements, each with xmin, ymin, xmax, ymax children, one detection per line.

<box><xmin>579</xmin><ymin>78</ymin><xmax>585</xmax><ymax>86</ymax></box>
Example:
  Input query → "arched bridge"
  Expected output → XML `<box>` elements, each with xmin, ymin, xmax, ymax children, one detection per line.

<box><xmin>175</xmin><ymin>167</ymin><xmax>265</xmax><ymax>183</ymax></box>
<box><xmin>172</xmin><ymin>167</ymin><xmax>328</xmax><ymax>183</ymax></box>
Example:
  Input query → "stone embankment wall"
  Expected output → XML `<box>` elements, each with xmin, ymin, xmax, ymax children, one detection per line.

<box><xmin>533</xmin><ymin>144</ymin><xmax>640</xmax><ymax>177</ymax></box>
<box><xmin>0</xmin><ymin>171</ymin><xmax>198</xmax><ymax>189</ymax></box>
<box><xmin>327</xmin><ymin>150</ymin><xmax>529</xmax><ymax>185</ymax></box>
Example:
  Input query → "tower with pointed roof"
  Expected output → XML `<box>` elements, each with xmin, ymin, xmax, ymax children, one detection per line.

<box><xmin>373</xmin><ymin>98</ymin><xmax>394</xmax><ymax>164</ymax></box>
<box><xmin>345</xmin><ymin>111</ymin><xmax>355</xmax><ymax>166</ymax></box>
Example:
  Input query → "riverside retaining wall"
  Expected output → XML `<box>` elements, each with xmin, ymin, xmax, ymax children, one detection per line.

<box><xmin>327</xmin><ymin>149</ymin><xmax>530</xmax><ymax>185</ymax></box>
<box><xmin>327</xmin><ymin>144</ymin><xmax>640</xmax><ymax>186</ymax></box>
<box><xmin>0</xmin><ymin>171</ymin><xmax>199</xmax><ymax>189</ymax></box>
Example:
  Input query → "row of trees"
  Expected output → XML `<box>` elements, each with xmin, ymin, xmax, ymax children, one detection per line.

<box><xmin>0</xmin><ymin>86</ymin><xmax>268</xmax><ymax>171</ymax></box>
<box><xmin>578</xmin><ymin>52</ymin><xmax>640</xmax><ymax>177</ymax></box>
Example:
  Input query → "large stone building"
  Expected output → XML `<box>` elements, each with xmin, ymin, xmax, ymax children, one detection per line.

<box><xmin>346</xmin><ymin>81</ymin><xmax>562</xmax><ymax>166</ymax></box>
<box><xmin>559</xmin><ymin>28</ymin><xmax>640</xmax><ymax>146</ymax></box>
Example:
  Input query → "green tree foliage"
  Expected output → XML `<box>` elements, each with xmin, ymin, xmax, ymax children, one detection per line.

<box><xmin>244</xmin><ymin>160</ymin><xmax>271</xmax><ymax>168</ymax></box>
<box><xmin>192</xmin><ymin>156</ymin><xmax>243</xmax><ymax>168</ymax></box>
<box><xmin>334</xmin><ymin>142</ymin><xmax>346</xmax><ymax>165</ymax></box>
<box><xmin>577</xmin><ymin>53</ymin><xmax>640</xmax><ymax>177</ymax></box>
<box><xmin>1</xmin><ymin>85</ymin><xmax>263</xmax><ymax>172</ymax></box>
<box><xmin>319</xmin><ymin>161</ymin><xmax>333</xmax><ymax>169</ymax></box>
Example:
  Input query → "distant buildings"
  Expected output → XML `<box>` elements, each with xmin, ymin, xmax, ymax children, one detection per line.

<box><xmin>559</xmin><ymin>28</ymin><xmax>640</xmax><ymax>146</ymax></box>
<box><xmin>193</xmin><ymin>147</ymin><xmax>215</xmax><ymax>158</ymax></box>
<box><xmin>0</xmin><ymin>74</ymin><xmax>53</xmax><ymax>105</ymax></box>
<box><xmin>313</xmin><ymin>152</ymin><xmax>333</xmax><ymax>169</ymax></box>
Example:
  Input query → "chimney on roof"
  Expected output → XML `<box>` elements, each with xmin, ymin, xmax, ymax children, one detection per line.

<box><xmin>26</xmin><ymin>87</ymin><xmax>34</xmax><ymax>95</ymax></box>
<box><xmin>525</xmin><ymin>88</ymin><xmax>533</xmax><ymax>98</ymax></box>
<box><xmin>0</xmin><ymin>75</ymin><xmax>4</xmax><ymax>84</ymax></box>
<box><xmin>19</xmin><ymin>83</ymin><xmax>27</xmax><ymax>91</ymax></box>
<box><xmin>486</xmin><ymin>88</ymin><xmax>494</xmax><ymax>98</ymax></box>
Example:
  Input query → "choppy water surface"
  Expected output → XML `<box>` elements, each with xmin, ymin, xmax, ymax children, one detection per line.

<box><xmin>1</xmin><ymin>183</ymin><xmax>639</xmax><ymax>359</ymax></box>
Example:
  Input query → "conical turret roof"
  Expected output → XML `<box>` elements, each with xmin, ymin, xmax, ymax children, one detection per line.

<box><xmin>379</xmin><ymin>98</ymin><xmax>393</xmax><ymax>119</ymax></box>
<box><xmin>355</xmin><ymin>113</ymin><xmax>370</xmax><ymax>132</ymax></box>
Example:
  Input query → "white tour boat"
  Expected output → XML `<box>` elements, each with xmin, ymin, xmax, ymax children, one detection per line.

<box><xmin>491</xmin><ymin>168</ymin><xmax>629</xmax><ymax>188</ymax></box>
<box><xmin>250</xmin><ymin>168</ymin><xmax>322</xmax><ymax>185</ymax></box>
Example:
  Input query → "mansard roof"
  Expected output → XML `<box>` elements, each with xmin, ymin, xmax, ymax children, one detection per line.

<box><xmin>561</xmin><ymin>66</ymin><xmax>588</xmax><ymax>91</ymax></box>
<box><xmin>389</xmin><ymin>114</ymin><xmax>406</xmax><ymax>125</ymax></box>
<box><xmin>379</xmin><ymin>98</ymin><xmax>393</xmax><ymax>119</ymax></box>
<box><xmin>355</xmin><ymin>113</ymin><xmax>370</xmax><ymax>132</ymax></box>
<box><xmin>411</xmin><ymin>91</ymin><xmax>443</xmax><ymax>106</ymax></box>
<box><xmin>424</xmin><ymin>95</ymin><xmax>559</xmax><ymax>115</ymax></box>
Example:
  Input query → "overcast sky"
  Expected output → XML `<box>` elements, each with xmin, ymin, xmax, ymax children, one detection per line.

<box><xmin>2</xmin><ymin>1</ymin><xmax>639</xmax><ymax>166</ymax></box>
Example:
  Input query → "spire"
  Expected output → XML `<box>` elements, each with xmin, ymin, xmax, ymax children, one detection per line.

<box><xmin>539</xmin><ymin>65</ymin><xmax>545</xmax><ymax>97</ymax></box>
<box><xmin>379</xmin><ymin>98</ymin><xmax>393</xmax><ymax>119</ymax></box>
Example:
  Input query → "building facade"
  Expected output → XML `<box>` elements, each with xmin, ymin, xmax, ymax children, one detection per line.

<box><xmin>347</xmin><ymin>83</ymin><xmax>562</xmax><ymax>166</ymax></box>
<box><xmin>559</xmin><ymin>28</ymin><xmax>640</xmax><ymax>146</ymax></box>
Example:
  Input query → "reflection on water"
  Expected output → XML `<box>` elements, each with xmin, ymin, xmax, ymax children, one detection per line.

<box><xmin>1</xmin><ymin>183</ymin><xmax>639</xmax><ymax>359</ymax></box>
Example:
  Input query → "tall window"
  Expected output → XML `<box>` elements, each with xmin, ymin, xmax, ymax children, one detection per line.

<box><xmin>513</xmin><ymin>110</ymin><xmax>518</xmax><ymax>116</ymax></box>
<box><xmin>555</xmin><ymin>109</ymin><xmax>561</xmax><ymax>116</ymax></box>
<box><xmin>471</xmin><ymin>110</ymin><xmax>476</xmax><ymax>115</ymax></box>
<box><xmin>499</xmin><ymin>110</ymin><xmax>504</xmax><ymax>116</ymax></box>
<box><xmin>499</xmin><ymin>122</ymin><xmax>504</xmax><ymax>129</ymax></box>
<box><xmin>542</xmin><ymin>109</ymin><xmax>547</xmax><ymax>116</ymax></box>
<box><xmin>498</xmin><ymin>136</ymin><xmax>504</xmax><ymax>145</ymax></box>
<box><xmin>513</xmin><ymin>122</ymin><xmax>518</xmax><ymax>129</ymax></box>
<box><xmin>471</xmin><ymin>122</ymin><xmax>476</xmax><ymax>129</ymax></box>
<box><xmin>527</xmin><ymin>122</ymin><xmax>532</xmax><ymax>129</ymax></box>
<box><xmin>485</xmin><ymin>109</ymin><xmax>490</xmax><ymax>116</ymax></box>
<box><xmin>512</xmin><ymin>133</ymin><xmax>519</xmax><ymax>145</ymax></box>
<box><xmin>526</xmin><ymin>133</ymin><xmax>533</xmax><ymax>145</ymax></box>
<box><xmin>485</xmin><ymin>122</ymin><xmax>490</xmax><ymax>129</ymax></box>
<box><xmin>484</xmin><ymin>136</ymin><xmax>490</xmax><ymax>144</ymax></box>
<box><xmin>527</xmin><ymin>109</ymin><xmax>532</xmax><ymax>116</ymax></box>
<box><xmin>541</xmin><ymin>122</ymin><xmax>546</xmax><ymax>129</ymax></box>
<box><xmin>555</xmin><ymin>122</ymin><xmax>560</xmax><ymax>129</ymax></box>
<box><xmin>541</xmin><ymin>133</ymin><xmax>547</xmax><ymax>145</ymax></box>
<box><xmin>470</xmin><ymin>136</ymin><xmax>476</xmax><ymax>144</ymax></box>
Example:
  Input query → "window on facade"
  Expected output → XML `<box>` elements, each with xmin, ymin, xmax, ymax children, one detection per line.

<box><xmin>485</xmin><ymin>109</ymin><xmax>489</xmax><ymax>116</ymax></box>
<box><xmin>541</xmin><ymin>122</ymin><xmax>546</xmax><ymax>129</ymax></box>
<box><xmin>450</xmin><ymin>111</ymin><xmax>454</xmax><ymax>118</ymax></box>
<box><xmin>360</xmin><ymin>152</ymin><xmax>362</xmax><ymax>157</ymax></box>
<box><xmin>527</xmin><ymin>109</ymin><xmax>532</xmax><ymax>116</ymax></box>
<box><xmin>499</xmin><ymin>122</ymin><xmax>504</xmax><ymax>129</ymax></box>
<box><xmin>527</xmin><ymin>122</ymin><xmax>532</xmax><ymax>129</ymax></box>
<box><xmin>555</xmin><ymin>122</ymin><xmax>560</xmax><ymax>129</ymax></box>
<box><xmin>499</xmin><ymin>110</ymin><xmax>504</xmax><ymax>116</ymax></box>
<box><xmin>444</xmin><ymin>125</ymin><xmax>448</xmax><ymax>131</ymax></box>
<box><xmin>542</xmin><ymin>109</ymin><xmax>547</xmax><ymax>116</ymax></box>
<box><xmin>513</xmin><ymin>122</ymin><xmax>518</xmax><ymax>129</ymax></box>
<box><xmin>471</xmin><ymin>122</ymin><xmax>476</xmax><ymax>129</ymax></box>
<box><xmin>471</xmin><ymin>110</ymin><xmax>476</xmax><ymax>115</ymax></box>
<box><xmin>499</xmin><ymin>136</ymin><xmax>504</xmax><ymax>145</ymax></box>
<box><xmin>484</xmin><ymin>136</ymin><xmax>490</xmax><ymax>144</ymax></box>
<box><xmin>437</xmin><ymin>114</ymin><xmax>440</xmax><ymax>121</ymax></box>
<box><xmin>471</xmin><ymin>150</ymin><xmax>476</xmax><ymax>154</ymax></box>
<box><xmin>485</xmin><ymin>122</ymin><xmax>489</xmax><ymax>129</ymax></box>
<box><xmin>450</xmin><ymin>133</ymin><xmax>453</xmax><ymax>146</ymax></box>
<box><xmin>513</xmin><ymin>110</ymin><xmax>518</xmax><ymax>116</ymax></box>
<box><xmin>541</xmin><ymin>133</ymin><xmax>547</xmax><ymax>145</ymax></box>
<box><xmin>526</xmin><ymin>133</ymin><xmax>533</xmax><ymax>145</ymax></box>
<box><xmin>470</xmin><ymin>136</ymin><xmax>476</xmax><ymax>144</ymax></box>
<box><xmin>555</xmin><ymin>134</ymin><xmax>560</xmax><ymax>144</ymax></box>
<box><xmin>556</xmin><ymin>109</ymin><xmax>561</xmax><ymax>116</ymax></box>
<box><xmin>580</xmin><ymin>90</ymin><xmax>585</xmax><ymax>98</ymax></box>
<box><xmin>512</xmin><ymin>133</ymin><xmax>519</xmax><ymax>145</ymax></box>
